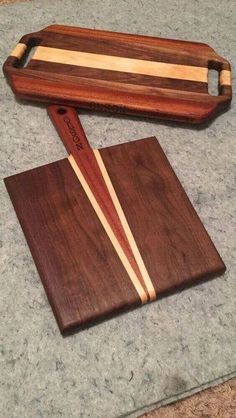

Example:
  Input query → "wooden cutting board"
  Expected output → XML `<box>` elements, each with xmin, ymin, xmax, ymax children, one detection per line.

<box><xmin>3</xmin><ymin>25</ymin><xmax>232</xmax><ymax>123</ymax></box>
<box><xmin>4</xmin><ymin>115</ymin><xmax>225</xmax><ymax>333</ymax></box>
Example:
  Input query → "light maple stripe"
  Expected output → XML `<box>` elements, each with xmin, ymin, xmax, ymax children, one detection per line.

<box><xmin>93</xmin><ymin>149</ymin><xmax>156</xmax><ymax>301</ymax></box>
<box><xmin>68</xmin><ymin>154</ymin><xmax>148</xmax><ymax>304</ymax></box>
<box><xmin>31</xmin><ymin>45</ymin><xmax>208</xmax><ymax>82</ymax></box>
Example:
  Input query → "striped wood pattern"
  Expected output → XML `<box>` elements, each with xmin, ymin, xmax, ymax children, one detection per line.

<box><xmin>3</xmin><ymin>25</ymin><xmax>232</xmax><ymax>123</ymax></box>
<box><xmin>93</xmin><ymin>149</ymin><xmax>156</xmax><ymax>301</ymax></box>
<box><xmin>31</xmin><ymin>46</ymin><xmax>208</xmax><ymax>82</ymax></box>
<box><xmin>68</xmin><ymin>154</ymin><xmax>148</xmax><ymax>304</ymax></box>
<box><xmin>47</xmin><ymin>105</ymin><xmax>156</xmax><ymax>302</ymax></box>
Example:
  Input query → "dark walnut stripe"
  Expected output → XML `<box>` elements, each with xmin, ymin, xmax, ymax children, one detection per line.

<box><xmin>11</xmin><ymin>67</ymin><xmax>212</xmax><ymax>103</ymax></box>
<box><xmin>28</xmin><ymin>59</ymin><xmax>208</xmax><ymax>93</ymax></box>
<box><xmin>39</xmin><ymin>33</ymin><xmax>209</xmax><ymax>67</ymax></box>
<box><xmin>44</xmin><ymin>25</ymin><xmax>217</xmax><ymax>55</ymax></box>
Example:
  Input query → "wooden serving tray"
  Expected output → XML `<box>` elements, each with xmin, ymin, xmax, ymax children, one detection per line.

<box><xmin>4</xmin><ymin>118</ymin><xmax>225</xmax><ymax>333</ymax></box>
<box><xmin>3</xmin><ymin>25</ymin><xmax>232</xmax><ymax>123</ymax></box>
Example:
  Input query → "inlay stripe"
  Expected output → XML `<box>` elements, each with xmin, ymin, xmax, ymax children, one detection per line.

<box><xmin>31</xmin><ymin>45</ymin><xmax>208</xmax><ymax>82</ymax></box>
<box><xmin>68</xmin><ymin>154</ymin><xmax>149</xmax><ymax>304</ymax></box>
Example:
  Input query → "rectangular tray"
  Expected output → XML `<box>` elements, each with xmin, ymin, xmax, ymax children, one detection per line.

<box><xmin>3</xmin><ymin>25</ymin><xmax>232</xmax><ymax>123</ymax></box>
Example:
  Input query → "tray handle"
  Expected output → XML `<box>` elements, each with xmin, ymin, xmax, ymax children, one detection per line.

<box><xmin>207</xmin><ymin>58</ymin><xmax>232</xmax><ymax>99</ymax></box>
<box><xmin>3</xmin><ymin>33</ymin><xmax>42</xmax><ymax>73</ymax></box>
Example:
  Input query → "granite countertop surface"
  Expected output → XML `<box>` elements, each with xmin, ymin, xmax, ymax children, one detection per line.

<box><xmin>0</xmin><ymin>1</ymin><xmax>235</xmax><ymax>417</ymax></box>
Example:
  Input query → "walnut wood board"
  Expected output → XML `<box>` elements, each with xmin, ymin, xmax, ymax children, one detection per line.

<box><xmin>4</xmin><ymin>137</ymin><xmax>225</xmax><ymax>333</ymax></box>
<box><xmin>3</xmin><ymin>25</ymin><xmax>232</xmax><ymax>123</ymax></box>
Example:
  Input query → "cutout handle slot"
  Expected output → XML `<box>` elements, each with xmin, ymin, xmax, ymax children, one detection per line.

<box><xmin>3</xmin><ymin>36</ymin><xmax>41</xmax><ymax>73</ymax></box>
<box><xmin>208</xmin><ymin>60</ymin><xmax>232</xmax><ymax>97</ymax></box>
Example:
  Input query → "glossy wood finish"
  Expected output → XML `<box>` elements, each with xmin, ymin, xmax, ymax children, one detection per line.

<box><xmin>4</xmin><ymin>137</ymin><xmax>226</xmax><ymax>333</ymax></box>
<box><xmin>3</xmin><ymin>25</ymin><xmax>232</xmax><ymax>123</ymax></box>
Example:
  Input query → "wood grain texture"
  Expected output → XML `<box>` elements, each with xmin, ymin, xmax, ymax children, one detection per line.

<box><xmin>26</xmin><ymin>60</ymin><xmax>209</xmax><ymax>93</ymax></box>
<box><xmin>31</xmin><ymin>46</ymin><xmax>208</xmax><ymax>82</ymax></box>
<box><xmin>47</xmin><ymin>105</ymin><xmax>154</xmax><ymax>301</ymax></box>
<box><xmin>4</xmin><ymin>137</ymin><xmax>226</xmax><ymax>333</ymax></box>
<box><xmin>3</xmin><ymin>25</ymin><xmax>232</xmax><ymax>123</ymax></box>
<box><xmin>4</xmin><ymin>159</ymin><xmax>141</xmax><ymax>333</ymax></box>
<box><xmin>68</xmin><ymin>154</ymin><xmax>148</xmax><ymax>304</ymax></box>
<box><xmin>99</xmin><ymin>137</ymin><xmax>226</xmax><ymax>294</ymax></box>
<box><xmin>93</xmin><ymin>149</ymin><xmax>156</xmax><ymax>301</ymax></box>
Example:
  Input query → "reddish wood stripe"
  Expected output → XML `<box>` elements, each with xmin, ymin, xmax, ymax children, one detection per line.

<box><xmin>28</xmin><ymin>60</ymin><xmax>208</xmax><ymax>93</ymax></box>
<box><xmin>93</xmin><ymin>149</ymin><xmax>156</xmax><ymax>301</ymax></box>
<box><xmin>11</xmin><ymin>71</ymin><xmax>222</xmax><ymax>125</ymax></box>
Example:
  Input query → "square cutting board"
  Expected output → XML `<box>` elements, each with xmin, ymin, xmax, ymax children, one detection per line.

<box><xmin>4</xmin><ymin>137</ymin><xmax>225</xmax><ymax>333</ymax></box>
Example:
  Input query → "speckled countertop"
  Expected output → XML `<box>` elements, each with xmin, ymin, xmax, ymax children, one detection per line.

<box><xmin>0</xmin><ymin>1</ymin><xmax>236</xmax><ymax>417</ymax></box>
